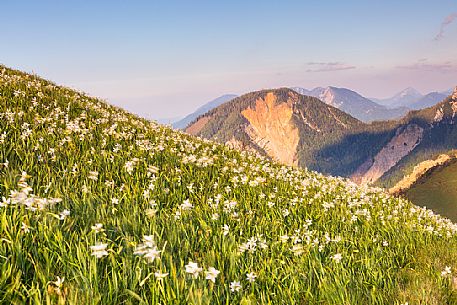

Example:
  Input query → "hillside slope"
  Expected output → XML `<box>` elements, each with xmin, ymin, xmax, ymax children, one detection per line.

<box><xmin>403</xmin><ymin>159</ymin><xmax>457</xmax><ymax>222</ymax></box>
<box><xmin>2</xmin><ymin>66</ymin><xmax>457</xmax><ymax>304</ymax></box>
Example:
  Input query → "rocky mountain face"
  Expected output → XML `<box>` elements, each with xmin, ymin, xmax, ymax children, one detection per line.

<box><xmin>291</xmin><ymin>86</ymin><xmax>408</xmax><ymax>122</ymax></box>
<box><xmin>240</xmin><ymin>92</ymin><xmax>300</xmax><ymax>165</ymax></box>
<box><xmin>186</xmin><ymin>87</ymin><xmax>457</xmax><ymax>187</ymax></box>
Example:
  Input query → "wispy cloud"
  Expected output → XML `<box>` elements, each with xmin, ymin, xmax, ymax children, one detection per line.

<box><xmin>396</xmin><ymin>59</ymin><xmax>457</xmax><ymax>73</ymax></box>
<box><xmin>434</xmin><ymin>12</ymin><xmax>457</xmax><ymax>40</ymax></box>
<box><xmin>305</xmin><ymin>62</ymin><xmax>356</xmax><ymax>73</ymax></box>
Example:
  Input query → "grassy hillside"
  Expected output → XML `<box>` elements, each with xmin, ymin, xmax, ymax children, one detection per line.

<box><xmin>2</xmin><ymin>66</ymin><xmax>457</xmax><ymax>304</ymax></box>
<box><xmin>404</xmin><ymin>159</ymin><xmax>457</xmax><ymax>222</ymax></box>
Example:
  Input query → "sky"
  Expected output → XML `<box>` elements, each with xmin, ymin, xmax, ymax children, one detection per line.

<box><xmin>1</xmin><ymin>0</ymin><xmax>457</xmax><ymax>120</ymax></box>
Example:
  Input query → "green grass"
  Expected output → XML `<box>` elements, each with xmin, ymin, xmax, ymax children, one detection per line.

<box><xmin>405</xmin><ymin>160</ymin><xmax>457</xmax><ymax>222</ymax></box>
<box><xmin>1</xmin><ymin>65</ymin><xmax>457</xmax><ymax>304</ymax></box>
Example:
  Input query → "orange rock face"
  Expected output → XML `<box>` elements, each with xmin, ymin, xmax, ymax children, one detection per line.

<box><xmin>241</xmin><ymin>92</ymin><xmax>299</xmax><ymax>166</ymax></box>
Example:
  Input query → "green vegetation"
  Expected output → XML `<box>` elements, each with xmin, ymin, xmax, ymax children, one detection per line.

<box><xmin>404</xmin><ymin>160</ymin><xmax>457</xmax><ymax>222</ymax></box>
<box><xmin>2</xmin><ymin>66</ymin><xmax>457</xmax><ymax>304</ymax></box>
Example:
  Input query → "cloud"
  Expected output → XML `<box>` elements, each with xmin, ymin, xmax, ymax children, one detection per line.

<box><xmin>434</xmin><ymin>12</ymin><xmax>457</xmax><ymax>41</ymax></box>
<box><xmin>396</xmin><ymin>59</ymin><xmax>457</xmax><ymax>73</ymax></box>
<box><xmin>305</xmin><ymin>62</ymin><xmax>356</xmax><ymax>73</ymax></box>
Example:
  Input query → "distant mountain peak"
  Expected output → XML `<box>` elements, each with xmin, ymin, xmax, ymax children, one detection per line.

<box><xmin>291</xmin><ymin>86</ymin><xmax>408</xmax><ymax>122</ymax></box>
<box><xmin>375</xmin><ymin>87</ymin><xmax>423</xmax><ymax>108</ymax></box>
<box><xmin>396</xmin><ymin>87</ymin><xmax>422</xmax><ymax>98</ymax></box>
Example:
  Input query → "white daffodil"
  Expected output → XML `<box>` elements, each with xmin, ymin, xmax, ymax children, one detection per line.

<box><xmin>185</xmin><ymin>261</ymin><xmax>203</xmax><ymax>279</ymax></box>
<box><xmin>332</xmin><ymin>253</ymin><xmax>342</xmax><ymax>263</ymax></box>
<box><xmin>180</xmin><ymin>199</ymin><xmax>193</xmax><ymax>210</ymax></box>
<box><xmin>441</xmin><ymin>266</ymin><xmax>452</xmax><ymax>277</ymax></box>
<box><xmin>230</xmin><ymin>281</ymin><xmax>242</xmax><ymax>292</ymax></box>
<box><xmin>205</xmin><ymin>267</ymin><xmax>220</xmax><ymax>283</ymax></box>
<box><xmin>154</xmin><ymin>271</ymin><xmax>169</xmax><ymax>280</ymax></box>
<box><xmin>21</xmin><ymin>222</ymin><xmax>31</xmax><ymax>233</ymax></box>
<box><xmin>52</xmin><ymin>276</ymin><xmax>65</xmax><ymax>294</ymax></box>
<box><xmin>222</xmin><ymin>224</ymin><xmax>229</xmax><ymax>236</ymax></box>
<box><xmin>134</xmin><ymin>235</ymin><xmax>161</xmax><ymax>263</ymax></box>
<box><xmin>246</xmin><ymin>272</ymin><xmax>257</xmax><ymax>283</ymax></box>
<box><xmin>90</xmin><ymin>243</ymin><xmax>109</xmax><ymax>258</ymax></box>
<box><xmin>59</xmin><ymin>209</ymin><xmax>70</xmax><ymax>220</ymax></box>
<box><xmin>143</xmin><ymin>247</ymin><xmax>161</xmax><ymax>263</ymax></box>
<box><xmin>91</xmin><ymin>223</ymin><xmax>104</xmax><ymax>233</ymax></box>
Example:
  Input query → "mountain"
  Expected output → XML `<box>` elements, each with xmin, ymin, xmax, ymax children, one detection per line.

<box><xmin>291</xmin><ymin>86</ymin><xmax>409</xmax><ymax>122</ymax></box>
<box><xmin>186</xmin><ymin>88</ymin><xmax>366</xmax><ymax>170</ymax></box>
<box><xmin>323</xmin><ymin>86</ymin><xmax>457</xmax><ymax>186</ymax></box>
<box><xmin>441</xmin><ymin>88</ymin><xmax>453</xmax><ymax>96</ymax></box>
<box><xmin>173</xmin><ymin>94</ymin><xmax>237</xmax><ymax>129</ymax></box>
<box><xmin>3</xmin><ymin>65</ymin><xmax>457</xmax><ymax>304</ymax></box>
<box><xmin>187</xmin><ymin>87</ymin><xmax>457</xmax><ymax>189</ymax></box>
<box><xmin>377</xmin><ymin>86</ymin><xmax>457</xmax><ymax>187</ymax></box>
<box><xmin>408</xmin><ymin>92</ymin><xmax>449</xmax><ymax>110</ymax></box>
<box><xmin>375</xmin><ymin>87</ymin><xmax>423</xmax><ymax>108</ymax></box>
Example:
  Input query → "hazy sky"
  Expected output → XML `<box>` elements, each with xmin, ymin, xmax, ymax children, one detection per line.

<box><xmin>2</xmin><ymin>0</ymin><xmax>457</xmax><ymax>119</ymax></box>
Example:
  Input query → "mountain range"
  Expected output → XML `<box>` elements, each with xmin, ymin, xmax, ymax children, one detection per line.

<box><xmin>185</xmin><ymin>86</ymin><xmax>457</xmax><ymax>189</ymax></box>
<box><xmin>175</xmin><ymin>87</ymin><xmax>452</xmax><ymax>128</ymax></box>
<box><xmin>374</xmin><ymin>87</ymin><xmax>453</xmax><ymax>109</ymax></box>
<box><xmin>291</xmin><ymin>86</ymin><xmax>409</xmax><ymax>122</ymax></box>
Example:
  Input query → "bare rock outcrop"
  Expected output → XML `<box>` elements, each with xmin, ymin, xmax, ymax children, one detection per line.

<box><xmin>351</xmin><ymin>124</ymin><xmax>424</xmax><ymax>184</ymax></box>
<box><xmin>241</xmin><ymin>92</ymin><xmax>299</xmax><ymax>166</ymax></box>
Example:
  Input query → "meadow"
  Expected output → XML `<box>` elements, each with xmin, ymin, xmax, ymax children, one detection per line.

<box><xmin>1</xmin><ymin>65</ymin><xmax>457</xmax><ymax>304</ymax></box>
